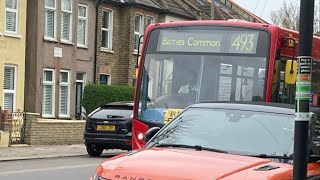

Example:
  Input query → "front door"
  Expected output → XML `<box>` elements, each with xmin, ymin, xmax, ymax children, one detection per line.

<box><xmin>75</xmin><ymin>82</ymin><xmax>83</xmax><ymax>119</ymax></box>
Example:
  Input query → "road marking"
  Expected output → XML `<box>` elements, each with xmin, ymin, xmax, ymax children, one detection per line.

<box><xmin>0</xmin><ymin>163</ymin><xmax>98</xmax><ymax>175</ymax></box>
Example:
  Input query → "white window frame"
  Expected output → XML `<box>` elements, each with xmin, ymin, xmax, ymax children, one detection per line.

<box><xmin>77</xmin><ymin>4</ymin><xmax>88</xmax><ymax>47</ymax></box>
<box><xmin>44</xmin><ymin>0</ymin><xmax>57</xmax><ymax>40</ymax></box>
<box><xmin>59</xmin><ymin>70</ymin><xmax>70</xmax><ymax>118</ymax></box>
<box><xmin>101</xmin><ymin>9</ymin><xmax>113</xmax><ymax>51</ymax></box>
<box><xmin>134</xmin><ymin>14</ymin><xmax>143</xmax><ymax>52</ymax></box>
<box><xmin>61</xmin><ymin>0</ymin><xmax>73</xmax><ymax>42</ymax></box>
<box><xmin>146</xmin><ymin>16</ymin><xmax>155</xmax><ymax>28</ymax></box>
<box><xmin>3</xmin><ymin>65</ymin><xmax>17</xmax><ymax>110</ymax></box>
<box><xmin>5</xmin><ymin>0</ymin><xmax>19</xmax><ymax>34</ymax></box>
<box><xmin>99</xmin><ymin>74</ymin><xmax>111</xmax><ymax>85</ymax></box>
<box><xmin>76</xmin><ymin>72</ymin><xmax>86</xmax><ymax>84</ymax></box>
<box><xmin>75</xmin><ymin>72</ymin><xmax>86</xmax><ymax>119</ymax></box>
<box><xmin>42</xmin><ymin>68</ymin><xmax>55</xmax><ymax>117</ymax></box>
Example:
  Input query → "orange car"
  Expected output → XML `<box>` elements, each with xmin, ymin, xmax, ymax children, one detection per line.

<box><xmin>90</xmin><ymin>102</ymin><xmax>320</xmax><ymax>180</ymax></box>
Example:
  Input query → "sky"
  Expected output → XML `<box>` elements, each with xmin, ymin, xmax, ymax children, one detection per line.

<box><xmin>233</xmin><ymin>0</ymin><xmax>290</xmax><ymax>23</ymax></box>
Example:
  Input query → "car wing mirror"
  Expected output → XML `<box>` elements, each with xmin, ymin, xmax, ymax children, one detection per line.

<box><xmin>310</xmin><ymin>112</ymin><xmax>320</xmax><ymax>156</ymax></box>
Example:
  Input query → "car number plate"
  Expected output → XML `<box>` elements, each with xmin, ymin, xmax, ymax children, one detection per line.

<box><xmin>164</xmin><ymin>109</ymin><xmax>183</xmax><ymax>124</ymax></box>
<box><xmin>96</xmin><ymin>125</ymin><xmax>116</xmax><ymax>131</ymax></box>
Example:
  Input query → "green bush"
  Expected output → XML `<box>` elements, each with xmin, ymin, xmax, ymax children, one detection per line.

<box><xmin>82</xmin><ymin>83</ymin><xmax>135</xmax><ymax>114</ymax></box>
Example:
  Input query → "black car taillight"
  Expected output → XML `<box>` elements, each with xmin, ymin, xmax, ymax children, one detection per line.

<box><xmin>86</xmin><ymin>117</ymin><xmax>92</xmax><ymax>130</ymax></box>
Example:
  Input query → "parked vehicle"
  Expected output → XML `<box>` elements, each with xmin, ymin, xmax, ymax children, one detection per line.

<box><xmin>90</xmin><ymin>102</ymin><xmax>320</xmax><ymax>179</ymax></box>
<box><xmin>84</xmin><ymin>101</ymin><xmax>133</xmax><ymax>157</ymax></box>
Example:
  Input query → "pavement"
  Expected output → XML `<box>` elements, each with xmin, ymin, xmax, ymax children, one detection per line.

<box><xmin>0</xmin><ymin>144</ymin><xmax>127</xmax><ymax>162</ymax></box>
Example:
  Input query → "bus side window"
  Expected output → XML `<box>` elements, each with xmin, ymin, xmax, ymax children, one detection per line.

<box><xmin>311</xmin><ymin>61</ymin><xmax>320</xmax><ymax>107</ymax></box>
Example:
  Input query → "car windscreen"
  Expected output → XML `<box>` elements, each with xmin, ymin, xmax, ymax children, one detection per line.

<box><xmin>146</xmin><ymin>107</ymin><xmax>294</xmax><ymax>157</ymax></box>
<box><xmin>90</xmin><ymin>106</ymin><xmax>133</xmax><ymax>119</ymax></box>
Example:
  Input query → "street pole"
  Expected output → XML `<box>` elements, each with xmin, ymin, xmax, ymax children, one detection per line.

<box><xmin>211</xmin><ymin>0</ymin><xmax>215</xmax><ymax>20</ymax></box>
<box><xmin>294</xmin><ymin>0</ymin><xmax>315</xmax><ymax>179</ymax></box>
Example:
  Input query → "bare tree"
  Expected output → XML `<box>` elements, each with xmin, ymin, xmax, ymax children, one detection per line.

<box><xmin>314</xmin><ymin>3</ymin><xmax>320</xmax><ymax>34</ymax></box>
<box><xmin>270</xmin><ymin>0</ymin><xmax>320</xmax><ymax>34</ymax></box>
<box><xmin>270</xmin><ymin>0</ymin><xmax>300</xmax><ymax>30</ymax></box>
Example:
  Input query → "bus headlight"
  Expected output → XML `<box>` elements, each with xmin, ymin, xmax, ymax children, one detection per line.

<box><xmin>138</xmin><ymin>133</ymin><xmax>144</xmax><ymax>140</ymax></box>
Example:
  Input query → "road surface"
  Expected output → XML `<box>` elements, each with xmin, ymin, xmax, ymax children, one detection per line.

<box><xmin>0</xmin><ymin>155</ymin><xmax>115</xmax><ymax>180</ymax></box>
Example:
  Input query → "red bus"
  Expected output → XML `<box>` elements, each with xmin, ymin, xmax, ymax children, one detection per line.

<box><xmin>132</xmin><ymin>20</ymin><xmax>320</xmax><ymax>149</ymax></box>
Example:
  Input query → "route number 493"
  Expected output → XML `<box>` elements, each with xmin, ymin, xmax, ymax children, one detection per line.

<box><xmin>232</xmin><ymin>34</ymin><xmax>255</xmax><ymax>52</ymax></box>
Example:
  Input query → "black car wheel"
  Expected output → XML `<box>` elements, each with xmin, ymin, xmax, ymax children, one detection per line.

<box><xmin>86</xmin><ymin>144</ymin><xmax>103</xmax><ymax>157</ymax></box>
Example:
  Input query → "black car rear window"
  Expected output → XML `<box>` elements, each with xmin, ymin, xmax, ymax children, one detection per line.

<box><xmin>90</xmin><ymin>106</ymin><xmax>133</xmax><ymax>119</ymax></box>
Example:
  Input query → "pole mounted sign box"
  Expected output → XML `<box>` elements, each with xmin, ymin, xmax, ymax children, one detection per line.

<box><xmin>295</xmin><ymin>56</ymin><xmax>312</xmax><ymax>121</ymax></box>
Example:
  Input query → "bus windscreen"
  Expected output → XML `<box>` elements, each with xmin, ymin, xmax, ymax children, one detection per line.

<box><xmin>137</xmin><ymin>26</ymin><xmax>270</xmax><ymax>124</ymax></box>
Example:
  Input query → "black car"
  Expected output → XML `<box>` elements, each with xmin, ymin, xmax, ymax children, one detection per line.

<box><xmin>84</xmin><ymin>101</ymin><xmax>133</xmax><ymax>156</ymax></box>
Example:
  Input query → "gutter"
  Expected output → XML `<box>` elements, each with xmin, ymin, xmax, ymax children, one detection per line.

<box><xmin>94</xmin><ymin>0</ymin><xmax>103</xmax><ymax>83</ymax></box>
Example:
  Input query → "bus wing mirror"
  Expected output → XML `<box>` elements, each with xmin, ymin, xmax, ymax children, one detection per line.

<box><xmin>285</xmin><ymin>60</ymin><xmax>297</xmax><ymax>84</ymax></box>
<box><xmin>144</xmin><ymin>127</ymin><xmax>160</xmax><ymax>142</ymax></box>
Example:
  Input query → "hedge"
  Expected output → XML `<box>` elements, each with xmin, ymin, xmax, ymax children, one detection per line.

<box><xmin>82</xmin><ymin>83</ymin><xmax>135</xmax><ymax>114</ymax></box>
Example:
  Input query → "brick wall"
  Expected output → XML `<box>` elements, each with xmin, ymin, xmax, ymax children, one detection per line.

<box><xmin>127</xmin><ymin>7</ymin><xmax>159</xmax><ymax>85</ymax></box>
<box><xmin>25</xmin><ymin>113</ymin><xmax>85</xmax><ymax>145</ymax></box>
<box><xmin>0</xmin><ymin>110</ymin><xmax>12</xmax><ymax>132</ymax></box>
<box><xmin>96</xmin><ymin>4</ymin><xmax>120</xmax><ymax>84</ymax></box>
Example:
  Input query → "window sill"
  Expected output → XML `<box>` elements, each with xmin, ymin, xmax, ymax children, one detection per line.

<box><xmin>77</xmin><ymin>44</ymin><xmax>88</xmax><ymax>49</ymax></box>
<box><xmin>133</xmin><ymin>50</ymin><xmax>140</xmax><ymax>55</ymax></box>
<box><xmin>101</xmin><ymin>47</ymin><xmax>114</xmax><ymax>53</ymax></box>
<box><xmin>4</xmin><ymin>33</ymin><xmax>22</xmax><ymax>39</ymax></box>
<box><xmin>0</xmin><ymin>32</ymin><xmax>3</xmax><ymax>36</ymax></box>
<box><xmin>100</xmin><ymin>83</ymin><xmax>111</xmax><ymax>85</ymax></box>
<box><xmin>60</xmin><ymin>40</ymin><xmax>74</xmax><ymax>45</ymax></box>
<box><xmin>44</xmin><ymin>37</ymin><xmax>59</xmax><ymax>42</ymax></box>
<box><xmin>42</xmin><ymin>115</ymin><xmax>55</xmax><ymax>118</ymax></box>
<box><xmin>58</xmin><ymin>115</ymin><xmax>71</xmax><ymax>119</ymax></box>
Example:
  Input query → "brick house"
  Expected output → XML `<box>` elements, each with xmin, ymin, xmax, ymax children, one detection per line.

<box><xmin>25</xmin><ymin>0</ymin><xmax>96</xmax><ymax>119</ymax></box>
<box><xmin>0</xmin><ymin>0</ymin><xmax>28</xmax><ymax>146</ymax></box>
<box><xmin>0</xmin><ymin>0</ymin><xmax>27</xmax><ymax>112</ymax></box>
<box><xmin>95</xmin><ymin>0</ymin><xmax>163</xmax><ymax>85</ymax></box>
<box><xmin>95</xmin><ymin>0</ymin><xmax>207</xmax><ymax>85</ymax></box>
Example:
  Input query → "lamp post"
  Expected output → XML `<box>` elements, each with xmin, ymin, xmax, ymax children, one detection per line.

<box><xmin>293</xmin><ymin>0</ymin><xmax>315</xmax><ymax>179</ymax></box>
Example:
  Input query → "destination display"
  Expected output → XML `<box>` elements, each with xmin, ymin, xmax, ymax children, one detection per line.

<box><xmin>157</xmin><ymin>30</ymin><xmax>260</xmax><ymax>54</ymax></box>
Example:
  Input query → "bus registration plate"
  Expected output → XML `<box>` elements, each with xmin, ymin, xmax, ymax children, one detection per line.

<box><xmin>164</xmin><ymin>109</ymin><xmax>183</xmax><ymax>124</ymax></box>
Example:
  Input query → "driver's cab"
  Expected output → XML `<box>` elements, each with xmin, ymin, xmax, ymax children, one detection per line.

<box><xmin>138</xmin><ymin>53</ymin><xmax>267</xmax><ymax>125</ymax></box>
<box><xmin>139</xmin><ymin>55</ymin><xmax>202</xmax><ymax>124</ymax></box>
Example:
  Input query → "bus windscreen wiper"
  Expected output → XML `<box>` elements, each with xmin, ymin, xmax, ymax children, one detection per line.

<box><xmin>155</xmin><ymin>143</ymin><xmax>228</xmax><ymax>153</ymax></box>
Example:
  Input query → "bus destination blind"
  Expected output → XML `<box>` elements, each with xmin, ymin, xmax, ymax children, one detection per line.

<box><xmin>157</xmin><ymin>30</ymin><xmax>259</xmax><ymax>54</ymax></box>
